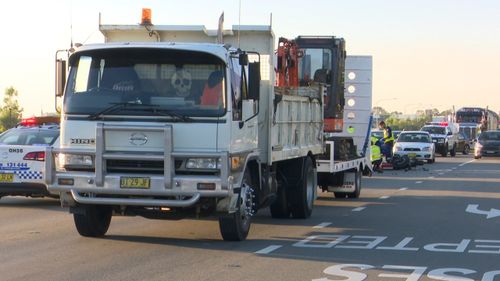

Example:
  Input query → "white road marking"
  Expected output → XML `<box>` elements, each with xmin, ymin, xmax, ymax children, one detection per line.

<box><xmin>313</xmin><ymin>222</ymin><xmax>332</xmax><ymax>229</ymax></box>
<box><xmin>451</xmin><ymin>167</ymin><xmax>457</xmax><ymax>170</ymax></box>
<box><xmin>255</xmin><ymin>245</ymin><xmax>282</xmax><ymax>254</ymax></box>
<box><xmin>415</xmin><ymin>181</ymin><xmax>423</xmax><ymax>184</ymax></box>
<box><xmin>399</xmin><ymin>187</ymin><xmax>408</xmax><ymax>191</ymax></box>
<box><xmin>459</xmin><ymin>160</ymin><xmax>475</xmax><ymax>167</ymax></box>
<box><xmin>352</xmin><ymin>207</ymin><xmax>366</xmax><ymax>212</ymax></box>
<box><xmin>428</xmin><ymin>176</ymin><xmax>435</xmax><ymax>179</ymax></box>
<box><xmin>466</xmin><ymin>204</ymin><xmax>500</xmax><ymax>219</ymax></box>
<box><xmin>379</xmin><ymin>196</ymin><xmax>390</xmax><ymax>199</ymax></box>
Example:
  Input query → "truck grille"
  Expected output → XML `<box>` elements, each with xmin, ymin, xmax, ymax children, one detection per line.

<box><xmin>106</xmin><ymin>160</ymin><xmax>183</xmax><ymax>174</ymax></box>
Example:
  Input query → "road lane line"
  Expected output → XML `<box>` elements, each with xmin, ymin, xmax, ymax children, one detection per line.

<box><xmin>313</xmin><ymin>222</ymin><xmax>332</xmax><ymax>229</ymax></box>
<box><xmin>399</xmin><ymin>187</ymin><xmax>408</xmax><ymax>191</ymax></box>
<box><xmin>379</xmin><ymin>196</ymin><xmax>390</xmax><ymax>199</ymax></box>
<box><xmin>415</xmin><ymin>181</ymin><xmax>423</xmax><ymax>184</ymax></box>
<box><xmin>352</xmin><ymin>207</ymin><xmax>366</xmax><ymax>212</ymax></box>
<box><xmin>255</xmin><ymin>245</ymin><xmax>282</xmax><ymax>254</ymax></box>
<box><xmin>459</xmin><ymin>160</ymin><xmax>475</xmax><ymax>167</ymax></box>
<box><xmin>428</xmin><ymin>176</ymin><xmax>435</xmax><ymax>179</ymax></box>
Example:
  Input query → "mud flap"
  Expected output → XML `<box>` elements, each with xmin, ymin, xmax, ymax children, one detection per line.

<box><xmin>327</xmin><ymin>172</ymin><xmax>356</xmax><ymax>193</ymax></box>
<box><xmin>216</xmin><ymin>193</ymin><xmax>240</xmax><ymax>213</ymax></box>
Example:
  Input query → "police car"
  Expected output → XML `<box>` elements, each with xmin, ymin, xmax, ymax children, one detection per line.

<box><xmin>0</xmin><ymin>116</ymin><xmax>59</xmax><ymax>199</ymax></box>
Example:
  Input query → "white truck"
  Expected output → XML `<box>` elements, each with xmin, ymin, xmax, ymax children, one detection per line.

<box><xmin>47</xmin><ymin>14</ymin><xmax>371</xmax><ymax>241</ymax></box>
<box><xmin>317</xmin><ymin>56</ymin><xmax>373</xmax><ymax>198</ymax></box>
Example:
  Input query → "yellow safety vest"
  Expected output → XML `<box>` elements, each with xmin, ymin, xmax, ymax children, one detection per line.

<box><xmin>371</xmin><ymin>144</ymin><xmax>382</xmax><ymax>162</ymax></box>
<box><xmin>383</xmin><ymin>127</ymin><xmax>395</xmax><ymax>143</ymax></box>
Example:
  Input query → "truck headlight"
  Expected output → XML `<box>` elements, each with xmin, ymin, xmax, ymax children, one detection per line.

<box><xmin>186</xmin><ymin>158</ymin><xmax>222</xmax><ymax>170</ymax></box>
<box><xmin>57</xmin><ymin>154</ymin><xmax>94</xmax><ymax>171</ymax></box>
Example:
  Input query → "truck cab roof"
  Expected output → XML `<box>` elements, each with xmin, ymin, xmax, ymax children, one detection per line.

<box><xmin>74</xmin><ymin>42</ymin><xmax>231</xmax><ymax>62</ymax></box>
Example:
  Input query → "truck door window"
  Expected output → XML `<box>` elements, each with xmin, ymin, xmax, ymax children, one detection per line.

<box><xmin>74</xmin><ymin>56</ymin><xmax>92</xmax><ymax>93</ymax></box>
<box><xmin>230</xmin><ymin>57</ymin><xmax>243</xmax><ymax>121</ymax></box>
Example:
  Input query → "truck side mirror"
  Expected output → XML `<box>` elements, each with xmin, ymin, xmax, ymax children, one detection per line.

<box><xmin>239</xmin><ymin>53</ymin><xmax>249</xmax><ymax>66</ymax></box>
<box><xmin>248</xmin><ymin>62</ymin><xmax>260</xmax><ymax>101</ymax></box>
<box><xmin>55</xmin><ymin>59</ymin><xmax>66</xmax><ymax>97</ymax></box>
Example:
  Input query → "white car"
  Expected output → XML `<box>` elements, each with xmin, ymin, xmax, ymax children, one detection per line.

<box><xmin>0</xmin><ymin>118</ymin><xmax>59</xmax><ymax>199</ymax></box>
<box><xmin>392</xmin><ymin>131</ymin><xmax>435</xmax><ymax>163</ymax></box>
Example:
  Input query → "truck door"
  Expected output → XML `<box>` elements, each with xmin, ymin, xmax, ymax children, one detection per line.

<box><xmin>229</xmin><ymin>57</ymin><xmax>258</xmax><ymax>153</ymax></box>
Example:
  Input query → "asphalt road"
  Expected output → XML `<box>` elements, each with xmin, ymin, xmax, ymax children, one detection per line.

<box><xmin>1</xmin><ymin>155</ymin><xmax>499</xmax><ymax>281</ymax></box>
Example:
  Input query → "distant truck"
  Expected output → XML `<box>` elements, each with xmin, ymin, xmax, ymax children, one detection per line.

<box><xmin>455</xmin><ymin>107</ymin><xmax>500</xmax><ymax>143</ymax></box>
<box><xmin>47</xmin><ymin>10</ymin><xmax>371</xmax><ymax>241</ymax></box>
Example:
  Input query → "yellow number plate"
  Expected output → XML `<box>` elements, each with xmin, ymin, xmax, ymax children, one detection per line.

<box><xmin>0</xmin><ymin>173</ymin><xmax>14</xmax><ymax>182</ymax></box>
<box><xmin>408</xmin><ymin>153</ymin><xmax>417</xmax><ymax>158</ymax></box>
<box><xmin>120</xmin><ymin>177</ymin><xmax>150</xmax><ymax>189</ymax></box>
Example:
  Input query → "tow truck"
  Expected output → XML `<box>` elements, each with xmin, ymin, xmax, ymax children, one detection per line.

<box><xmin>276</xmin><ymin>36</ymin><xmax>372</xmax><ymax>198</ymax></box>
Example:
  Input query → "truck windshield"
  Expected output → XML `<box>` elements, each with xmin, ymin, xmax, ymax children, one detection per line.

<box><xmin>456</xmin><ymin>112</ymin><xmax>482</xmax><ymax>123</ymax></box>
<box><xmin>64</xmin><ymin>48</ymin><xmax>226</xmax><ymax>118</ymax></box>
<box><xmin>297</xmin><ymin>48</ymin><xmax>332</xmax><ymax>85</ymax></box>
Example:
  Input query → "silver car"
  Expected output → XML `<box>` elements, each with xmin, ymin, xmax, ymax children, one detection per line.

<box><xmin>393</xmin><ymin>131</ymin><xmax>436</xmax><ymax>163</ymax></box>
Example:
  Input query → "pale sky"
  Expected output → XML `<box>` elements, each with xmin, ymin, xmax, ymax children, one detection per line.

<box><xmin>0</xmin><ymin>0</ymin><xmax>499</xmax><ymax>116</ymax></box>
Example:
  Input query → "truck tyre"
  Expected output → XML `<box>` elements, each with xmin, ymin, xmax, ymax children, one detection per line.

<box><xmin>450</xmin><ymin>144</ymin><xmax>456</xmax><ymax>157</ymax></box>
<box><xmin>347</xmin><ymin>170</ymin><xmax>361</xmax><ymax>199</ymax></box>
<box><xmin>219</xmin><ymin>170</ymin><xmax>253</xmax><ymax>241</ymax></box>
<box><xmin>462</xmin><ymin>144</ymin><xmax>470</xmax><ymax>155</ymax></box>
<box><xmin>73</xmin><ymin>205</ymin><xmax>112</xmax><ymax>237</ymax></box>
<box><xmin>270</xmin><ymin>182</ymin><xmax>290</xmax><ymax>218</ymax></box>
<box><xmin>334</xmin><ymin>192</ymin><xmax>348</xmax><ymax>198</ymax></box>
<box><xmin>289</xmin><ymin>157</ymin><xmax>315</xmax><ymax>219</ymax></box>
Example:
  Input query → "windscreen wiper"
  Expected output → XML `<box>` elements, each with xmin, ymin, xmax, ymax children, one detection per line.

<box><xmin>142</xmin><ymin>107</ymin><xmax>193</xmax><ymax>122</ymax></box>
<box><xmin>88</xmin><ymin>102</ymin><xmax>145</xmax><ymax>120</ymax></box>
<box><xmin>88</xmin><ymin>102</ymin><xmax>192</xmax><ymax>122</ymax></box>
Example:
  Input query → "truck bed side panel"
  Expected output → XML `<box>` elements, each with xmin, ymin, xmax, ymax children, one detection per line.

<box><xmin>270</xmin><ymin>87</ymin><xmax>324</xmax><ymax>163</ymax></box>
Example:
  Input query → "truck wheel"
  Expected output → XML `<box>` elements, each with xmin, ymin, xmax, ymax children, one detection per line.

<box><xmin>334</xmin><ymin>192</ymin><xmax>348</xmax><ymax>198</ymax></box>
<box><xmin>270</xmin><ymin>181</ymin><xmax>290</xmax><ymax>218</ymax></box>
<box><xmin>73</xmin><ymin>205</ymin><xmax>112</xmax><ymax>237</ymax></box>
<box><xmin>463</xmin><ymin>145</ymin><xmax>470</xmax><ymax>155</ymax></box>
<box><xmin>219</xmin><ymin>171</ymin><xmax>253</xmax><ymax>241</ymax></box>
<box><xmin>290</xmin><ymin>157</ymin><xmax>315</xmax><ymax>219</ymax></box>
<box><xmin>450</xmin><ymin>144</ymin><xmax>457</xmax><ymax>157</ymax></box>
<box><xmin>347</xmin><ymin>170</ymin><xmax>361</xmax><ymax>199</ymax></box>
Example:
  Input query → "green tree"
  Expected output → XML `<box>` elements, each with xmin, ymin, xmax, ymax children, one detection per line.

<box><xmin>373</xmin><ymin>106</ymin><xmax>389</xmax><ymax>118</ymax></box>
<box><xmin>385</xmin><ymin>115</ymin><xmax>431</xmax><ymax>131</ymax></box>
<box><xmin>439</xmin><ymin>109</ymin><xmax>453</xmax><ymax>116</ymax></box>
<box><xmin>0</xmin><ymin>87</ymin><xmax>23</xmax><ymax>131</ymax></box>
